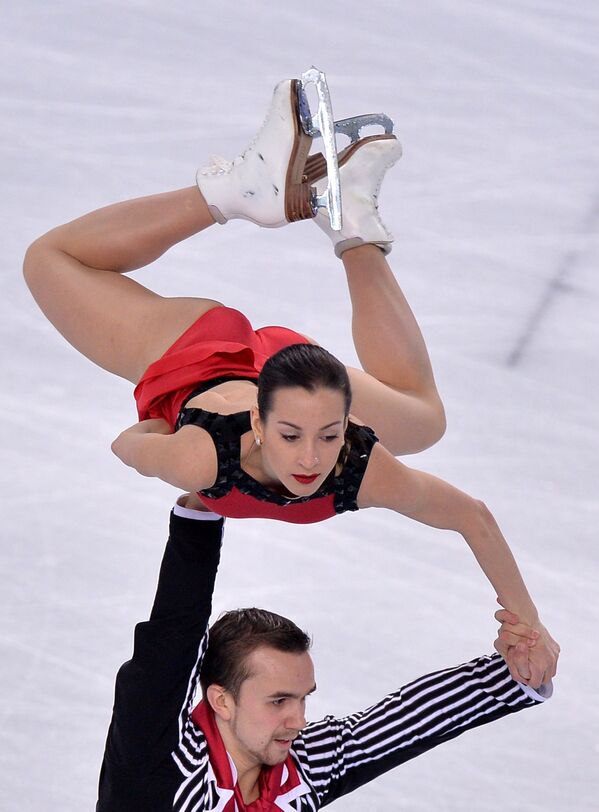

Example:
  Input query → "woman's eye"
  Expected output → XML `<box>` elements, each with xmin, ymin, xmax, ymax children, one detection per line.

<box><xmin>321</xmin><ymin>434</ymin><xmax>340</xmax><ymax>443</ymax></box>
<box><xmin>281</xmin><ymin>434</ymin><xmax>299</xmax><ymax>442</ymax></box>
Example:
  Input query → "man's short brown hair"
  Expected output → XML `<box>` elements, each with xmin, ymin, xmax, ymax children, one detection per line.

<box><xmin>200</xmin><ymin>608</ymin><xmax>311</xmax><ymax>699</ymax></box>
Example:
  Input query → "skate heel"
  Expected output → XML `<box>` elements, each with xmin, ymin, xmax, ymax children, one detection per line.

<box><xmin>285</xmin><ymin>179</ymin><xmax>315</xmax><ymax>222</ymax></box>
<box><xmin>285</xmin><ymin>86</ymin><xmax>316</xmax><ymax>222</ymax></box>
<box><xmin>305</xmin><ymin>134</ymin><xmax>397</xmax><ymax>185</ymax></box>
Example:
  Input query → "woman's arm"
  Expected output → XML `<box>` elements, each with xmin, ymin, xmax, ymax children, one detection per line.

<box><xmin>358</xmin><ymin>443</ymin><xmax>559</xmax><ymax>687</ymax></box>
<box><xmin>111</xmin><ymin>420</ymin><xmax>218</xmax><ymax>492</ymax></box>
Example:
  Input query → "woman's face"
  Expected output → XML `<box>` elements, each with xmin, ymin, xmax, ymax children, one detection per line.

<box><xmin>253</xmin><ymin>386</ymin><xmax>348</xmax><ymax>496</ymax></box>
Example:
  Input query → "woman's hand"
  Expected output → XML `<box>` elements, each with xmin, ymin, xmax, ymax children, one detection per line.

<box><xmin>494</xmin><ymin>608</ymin><xmax>560</xmax><ymax>688</ymax></box>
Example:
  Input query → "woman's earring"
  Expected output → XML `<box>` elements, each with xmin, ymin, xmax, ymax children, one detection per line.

<box><xmin>255</xmin><ymin>436</ymin><xmax>262</xmax><ymax>446</ymax></box>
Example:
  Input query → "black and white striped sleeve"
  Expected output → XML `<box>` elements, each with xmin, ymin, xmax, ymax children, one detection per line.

<box><xmin>293</xmin><ymin>653</ymin><xmax>550</xmax><ymax>807</ymax></box>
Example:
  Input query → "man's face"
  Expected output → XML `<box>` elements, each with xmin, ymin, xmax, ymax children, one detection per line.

<box><xmin>223</xmin><ymin>645</ymin><xmax>316</xmax><ymax>770</ymax></box>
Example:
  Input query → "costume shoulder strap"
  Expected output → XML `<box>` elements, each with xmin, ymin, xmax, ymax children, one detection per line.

<box><xmin>176</xmin><ymin>409</ymin><xmax>251</xmax><ymax>494</ymax></box>
<box><xmin>333</xmin><ymin>422</ymin><xmax>379</xmax><ymax>514</ymax></box>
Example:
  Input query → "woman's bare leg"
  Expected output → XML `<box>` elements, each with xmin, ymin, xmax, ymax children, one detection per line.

<box><xmin>23</xmin><ymin>187</ymin><xmax>223</xmax><ymax>383</ymax></box>
<box><xmin>311</xmin><ymin>134</ymin><xmax>444</xmax><ymax>454</ymax></box>
<box><xmin>24</xmin><ymin>77</ymin><xmax>317</xmax><ymax>384</ymax></box>
<box><xmin>342</xmin><ymin>244</ymin><xmax>446</xmax><ymax>455</ymax></box>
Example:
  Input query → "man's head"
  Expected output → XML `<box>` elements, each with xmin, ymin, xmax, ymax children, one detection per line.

<box><xmin>200</xmin><ymin>608</ymin><xmax>316</xmax><ymax>768</ymax></box>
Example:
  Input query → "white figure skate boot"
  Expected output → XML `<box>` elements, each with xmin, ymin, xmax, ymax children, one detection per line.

<box><xmin>197</xmin><ymin>79</ymin><xmax>315</xmax><ymax>228</ymax></box>
<box><xmin>309</xmin><ymin>134</ymin><xmax>402</xmax><ymax>256</ymax></box>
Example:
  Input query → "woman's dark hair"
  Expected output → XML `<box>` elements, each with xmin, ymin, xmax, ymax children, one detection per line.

<box><xmin>257</xmin><ymin>343</ymin><xmax>351</xmax><ymax>419</ymax></box>
<box><xmin>200</xmin><ymin>608</ymin><xmax>312</xmax><ymax>700</ymax></box>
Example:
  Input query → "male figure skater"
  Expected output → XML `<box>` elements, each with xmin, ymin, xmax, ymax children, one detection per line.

<box><xmin>97</xmin><ymin>496</ymin><xmax>551</xmax><ymax>811</ymax></box>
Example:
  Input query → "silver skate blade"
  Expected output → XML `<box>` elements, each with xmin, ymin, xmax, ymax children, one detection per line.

<box><xmin>299</xmin><ymin>67</ymin><xmax>342</xmax><ymax>231</ymax></box>
<box><xmin>333</xmin><ymin>113</ymin><xmax>395</xmax><ymax>144</ymax></box>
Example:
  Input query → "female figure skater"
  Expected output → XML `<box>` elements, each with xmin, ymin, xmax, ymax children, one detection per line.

<box><xmin>23</xmin><ymin>77</ymin><xmax>558</xmax><ymax>686</ymax></box>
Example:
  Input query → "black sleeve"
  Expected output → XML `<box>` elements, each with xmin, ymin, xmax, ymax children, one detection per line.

<box><xmin>98</xmin><ymin>511</ymin><xmax>223</xmax><ymax>783</ymax></box>
<box><xmin>294</xmin><ymin>654</ymin><xmax>549</xmax><ymax>807</ymax></box>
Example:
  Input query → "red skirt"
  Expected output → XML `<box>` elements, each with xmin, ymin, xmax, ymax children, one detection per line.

<box><xmin>134</xmin><ymin>306</ymin><xmax>309</xmax><ymax>427</ymax></box>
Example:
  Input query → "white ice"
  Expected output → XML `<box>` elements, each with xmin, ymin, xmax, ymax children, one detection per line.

<box><xmin>1</xmin><ymin>1</ymin><xmax>598</xmax><ymax>810</ymax></box>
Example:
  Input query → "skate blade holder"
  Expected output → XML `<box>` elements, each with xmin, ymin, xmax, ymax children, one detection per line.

<box><xmin>298</xmin><ymin>67</ymin><xmax>342</xmax><ymax>231</ymax></box>
<box><xmin>332</xmin><ymin>113</ymin><xmax>394</xmax><ymax>144</ymax></box>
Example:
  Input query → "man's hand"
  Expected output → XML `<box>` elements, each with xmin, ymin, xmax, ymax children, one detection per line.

<box><xmin>494</xmin><ymin>608</ymin><xmax>560</xmax><ymax>689</ymax></box>
<box><xmin>494</xmin><ymin>608</ymin><xmax>536</xmax><ymax>683</ymax></box>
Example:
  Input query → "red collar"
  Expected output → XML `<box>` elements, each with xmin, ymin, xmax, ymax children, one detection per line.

<box><xmin>192</xmin><ymin>700</ymin><xmax>303</xmax><ymax>811</ymax></box>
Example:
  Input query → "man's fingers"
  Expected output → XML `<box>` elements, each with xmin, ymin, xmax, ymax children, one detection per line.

<box><xmin>494</xmin><ymin>637</ymin><xmax>509</xmax><ymax>659</ymax></box>
<box><xmin>509</xmin><ymin>642</ymin><xmax>531</xmax><ymax>682</ymax></box>
<box><xmin>526</xmin><ymin>660</ymin><xmax>546</xmax><ymax>690</ymax></box>
<box><xmin>526</xmin><ymin>639</ymin><xmax>560</xmax><ymax>689</ymax></box>
<box><xmin>496</xmin><ymin>640</ymin><xmax>532</xmax><ymax>684</ymax></box>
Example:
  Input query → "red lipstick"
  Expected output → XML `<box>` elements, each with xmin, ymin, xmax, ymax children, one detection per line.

<box><xmin>292</xmin><ymin>474</ymin><xmax>318</xmax><ymax>484</ymax></box>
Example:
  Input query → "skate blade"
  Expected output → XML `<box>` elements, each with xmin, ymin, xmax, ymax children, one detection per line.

<box><xmin>299</xmin><ymin>67</ymin><xmax>342</xmax><ymax>231</ymax></box>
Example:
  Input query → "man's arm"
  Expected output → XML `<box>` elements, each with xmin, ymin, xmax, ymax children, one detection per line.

<box><xmin>294</xmin><ymin>653</ymin><xmax>551</xmax><ymax>806</ymax></box>
<box><xmin>99</xmin><ymin>501</ymin><xmax>224</xmax><ymax>774</ymax></box>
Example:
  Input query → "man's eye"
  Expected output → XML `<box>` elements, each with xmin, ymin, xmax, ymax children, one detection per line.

<box><xmin>272</xmin><ymin>698</ymin><xmax>286</xmax><ymax>706</ymax></box>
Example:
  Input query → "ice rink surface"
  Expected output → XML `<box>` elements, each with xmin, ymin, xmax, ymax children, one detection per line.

<box><xmin>2</xmin><ymin>1</ymin><xmax>598</xmax><ymax>809</ymax></box>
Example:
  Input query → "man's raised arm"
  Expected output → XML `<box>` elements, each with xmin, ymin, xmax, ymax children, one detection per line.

<box><xmin>97</xmin><ymin>497</ymin><xmax>223</xmax><ymax>808</ymax></box>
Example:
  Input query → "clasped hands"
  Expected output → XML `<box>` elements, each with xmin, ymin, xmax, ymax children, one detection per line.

<box><xmin>494</xmin><ymin>606</ymin><xmax>560</xmax><ymax>689</ymax></box>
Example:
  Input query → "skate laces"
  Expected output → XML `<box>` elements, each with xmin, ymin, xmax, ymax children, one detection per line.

<box><xmin>198</xmin><ymin>91</ymin><xmax>278</xmax><ymax>177</ymax></box>
<box><xmin>199</xmin><ymin>154</ymin><xmax>244</xmax><ymax>177</ymax></box>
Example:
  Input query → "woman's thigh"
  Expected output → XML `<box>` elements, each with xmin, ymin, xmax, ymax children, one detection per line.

<box><xmin>33</xmin><ymin>260</ymin><xmax>223</xmax><ymax>382</ymax></box>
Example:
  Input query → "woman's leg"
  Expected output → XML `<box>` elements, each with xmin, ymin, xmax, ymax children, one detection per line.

<box><xmin>342</xmin><ymin>245</ymin><xmax>446</xmax><ymax>455</ymax></box>
<box><xmin>312</xmin><ymin>135</ymin><xmax>445</xmax><ymax>454</ymax></box>
<box><xmin>23</xmin><ymin>187</ymin><xmax>223</xmax><ymax>383</ymax></box>
<box><xmin>24</xmin><ymin>77</ymin><xmax>316</xmax><ymax>384</ymax></box>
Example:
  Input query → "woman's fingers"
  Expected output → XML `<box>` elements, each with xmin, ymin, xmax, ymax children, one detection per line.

<box><xmin>495</xmin><ymin>609</ymin><xmax>539</xmax><ymax>644</ymax></box>
<box><xmin>498</xmin><ymin>630</ymin><xmax>535</xmax><ymax>648</ymax></box>
<box><xmin>494</xmin><ymin>607</ymin><xmax>519</xmax><ymax>625</ymax></box>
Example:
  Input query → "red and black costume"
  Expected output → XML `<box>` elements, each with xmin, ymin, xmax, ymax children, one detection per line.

<box><xmin>176</xmin><ymin>404</ymin><xmax>377</xmax><ymax>524</ymax></box>
<box><xmin>134</xmin><ymin>305</ymin><xmax>379</xmax><ymax>523</ymax></box>
<box><xmin>134</xmin><ymin>306</ymin><xmax>310</xmax><ymax>428</ymax></box>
